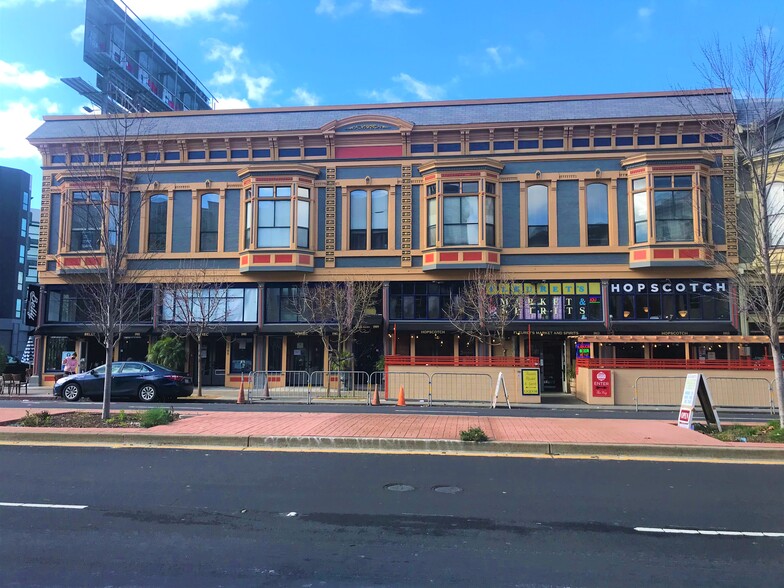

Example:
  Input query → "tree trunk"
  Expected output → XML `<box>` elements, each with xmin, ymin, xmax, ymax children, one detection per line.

<box><xmin>770</xmin><ymin>337</ymin><xmax>784</xmax><ymax>428</ymax></box>
<box><xmin>196</xmin><ymin>336</ymin><xmax>203</xmax><ymax>397</ymax></box>
<box><xmin>101</xmin><ymin>344</ymin><xmax>112</xmax><ymax>420</ymax></box>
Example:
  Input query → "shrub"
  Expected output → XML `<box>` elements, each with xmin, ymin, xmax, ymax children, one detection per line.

<box><xmin>460</xmin><ymin>427</ymin><xmax>489</xmax><ymax>442</ymax></box>
<box><xmin>139</xmin><ymin>407</ymin><xmax>177</xmax><ymax>428</ymax></box>
<box><xmin>19</xmin><ymin>410</ymin><xmax>52</xmax><ymax>427</ymax></box>
<box><xmin>147</xmin><ymin>337</ymin><xmax>185</xmax><ymax>372</ymax></box>
<box><xmin>107</xmin><ymin>410</ymin><xmax>131</xmax><ymax>426</ymax></box>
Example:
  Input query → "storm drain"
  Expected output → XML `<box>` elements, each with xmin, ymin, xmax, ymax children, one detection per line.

<box><xmin>384</xmin><ymin>483</ymin><xmax>416</xmax><ymax>492</ymax></box>
<box><xmin>433</xmin><ymin>486</ymin><xmax>462</xmax><ymax>494</ymax></box>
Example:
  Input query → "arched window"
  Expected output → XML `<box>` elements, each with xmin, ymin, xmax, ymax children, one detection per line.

<box><xmin>199</xmin><ymin>192</ymin><xmax>220</xmax><ymax>252</ymax></box>
<box><xmin>768</xmin><ymin>182</ymin><xmax>784</xmax><ymax>248</ymax></box>
<box><xmin>350</xmin><ymin>189</ymin><xmax>388</xmax><ymax>250</ymax></box>
<box><xmin>147</xmin><ymin>194</ymin><xmax>168</xmax><ymax>252</ymax></box>
<box><xmin>527</xmin><ymin>185</ymin><xmax>548</xmax><ymax>247</ymax></box>
<box><xmin>586</xmin><ymin>183</ymin><xmax>609</xmax><ymax>246</ymax></box>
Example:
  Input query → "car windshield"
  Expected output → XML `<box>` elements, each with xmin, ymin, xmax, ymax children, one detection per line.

<box><xmin>93</xmin><ymin>364</ymin><xmax>122</xmax><ymax>376</ymax></box>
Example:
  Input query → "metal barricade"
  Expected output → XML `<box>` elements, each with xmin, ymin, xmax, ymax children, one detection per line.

<box><xmin>248</xmin><ymin>370</ymin><xmax>310</xmax><ymax>403</ymax></box>
<box><xmin>633</xmin><ymin>376</ymin><xmax>686</xmax><ymax>410</ymax></box>
<box><xmin>430</xmin><ymin>372</ymin><xmax>494</xmax><ymax>405</ymax></box>
<box><xmin>308</xmin><ymin>371</ymin><xmax>371</xmax><ymax>403</ymax></box>
<box><xmin>378</xmin><ymin>371</ymin><xmax>431</xmax><ymax>405</ymax></box>
<box><xmin>705</xmin><ymin>376</ymin><xmax>775</xmax><ymax>413</ymax></box>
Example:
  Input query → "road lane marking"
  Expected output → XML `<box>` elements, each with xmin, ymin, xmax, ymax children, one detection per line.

<box><xmin>635</xmin><ymin>526</ymin><xmax>784</xmax><ymax>537</ymax></box>
<box><xmin>0</xmin><ymin>502</ymin><xmax>87</xmax><ymax>510</ymax></box>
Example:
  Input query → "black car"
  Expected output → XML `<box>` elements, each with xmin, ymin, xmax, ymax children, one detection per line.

<box><xmin>53</xmin><ymin>361</ymin><xmax>193</xmax><ymax>402</ymax></box>
<box><xmin>4</xmin><ymin>355</ymin><xmax>30</xmax><ymax>377</ymax></box>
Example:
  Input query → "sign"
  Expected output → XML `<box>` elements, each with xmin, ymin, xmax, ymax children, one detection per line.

<box><xmin>677</xmin><ymin>373</ymin><xmax>721</xmax><ymax>430</ymax></box>
<box><xmin>492</xmin><ymin>372</ymin><xmax>511</xmax><ymax>409</ymax></box>
<box><xmin>24</xmin><ymin>284</ymin><xmax>40</xmax><ymax>327</ymax></box>
<box><xmin>521</xmin><ymin>368</ymin><xmax>540</xmax><ymax>396</ymax></box>
<box><xmin>591</xmin><ymin>369</ymin><xmax>612</xmax><ymax>398</ymax></box>
<box><xmin>576</xmin><ymin>342</ymin><xmax>591</xmax><ymax>359</ymax></box>
<box><xmin>609</xmin><ymin>279</ymin><xmax>727</xmax><ymax>294</ymax></box>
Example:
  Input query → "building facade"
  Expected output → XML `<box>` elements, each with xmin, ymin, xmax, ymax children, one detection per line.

<box><xmin>0</xmin><ymin>166</ymin><xmax>33</xmax><ymax>357</ymax></box>
<box><xmin>27</xmin><ymin>89</ymin><xmax>739</xmax><ymax>391</ymax></box>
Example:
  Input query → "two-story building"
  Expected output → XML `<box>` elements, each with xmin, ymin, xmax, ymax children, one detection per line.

<box><xmin>27</xmin><ymin>88</ymin><xmax>739</xmax><ymax>392</ymax></box>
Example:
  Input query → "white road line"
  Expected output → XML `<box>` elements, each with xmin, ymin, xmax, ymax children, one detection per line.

<box><xmin>635</xmin><ymin>526</ymin><xmax>784</xmax><ymax>537</ymax></box>
<box><xmin>0</xmin><ymin>502</ymin><xmax>87</xmax><ymax>510</ymax></box>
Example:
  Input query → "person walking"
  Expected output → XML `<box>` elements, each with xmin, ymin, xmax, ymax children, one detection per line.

<box><xmin>62</xmin><ymin>353</ymin><xmax>78</xmax><ymax>376</ymax></box>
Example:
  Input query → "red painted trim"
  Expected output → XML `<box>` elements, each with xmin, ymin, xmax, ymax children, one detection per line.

<box><xmin>633</xmin><ymin>250</ymin><xmax>647</xmax><ymax>260</ymax></box>
<box><xmin>253</xmin><ymin>254</ymin><xmax>271</xmax><ymax>263</ymax></box>
<box><xmin>276</xmin><ymin>254</ymin><xmax>293</xmax><ymax>263</ymax></box>
<box><xmin>679</xmin><ymin>248</ymin><xmax>700</xmax><ymax>259</ymax></box>
<box><xmin>488</xmin><ymin>253</ymin><xmax>499</xmax><ymax>263</ymax></box>
<box><xmin>83</xmin><ymin>257</ymin><xmax>101</xmax><ymax>266</ymax></box>
<box><xmin>439</xmin><ymin>252</ymin><xmax>459</xmax><ymax>262</ymax></box>
<box><xmin>253</xmin><ymin>176</ymin><xmax>293</xmax><ymax>182</ymax></box>
<box><xmin>424</xmin><ymin>253</ymin><xmax>435</xmax><ymax>263</ymax></box>
<box><xmin>335</xmin><ymin>145</ymin><xmax>403</xmax><ymax>159</ymax></box>
<box><xmin>387</xmin><ymin>355</ymin><xmax>539</xmax><ymax>367</ymax></box>
<box><xmin>462</xmin><ymin>251</ymin><xmax>483</xmax><ymax>261</ymax></box>
<box><xmin>241</xmin><ymin>255</ymin><xmax>249</xmax><ymax>265</ymax></box>
<box><xmin>299</xmin><ymin>254</ymin><xmax>311</xmax><ymax>264</ymax></box>
<box><xmin>653</xmin><ymin>249</ymin><xmax>674</xmax><ymax>259</ymax></box>
<box><xmin>577</xmin><ymin>358</ymin><xmax>772</xmax><ymax>371</ymax></box>
<box><xmin>63</xmin><ymin>257</ymin><xmax>82</xmax><ymax>266</ymax></box>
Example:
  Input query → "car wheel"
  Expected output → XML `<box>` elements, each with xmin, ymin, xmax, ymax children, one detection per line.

<box><xmin>62</xmin><ymin>383</ymin><xmax>82</xmax><ymax>402</ymax></box>
<box><xmin>138</xmin><ymin>384</ymin><xmax>158</xmax><ymax>403</ymax></box>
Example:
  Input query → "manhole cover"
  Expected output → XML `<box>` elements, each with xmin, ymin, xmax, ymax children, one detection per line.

<box><xmin>384</xmin><ymin>483</ymin><xmax>415</xmax><ymax>492</ymax></box>
<box><xmin>433</xmin><ymin>486</ymin><xmax>462</xmax><ymax>494</ymax></box>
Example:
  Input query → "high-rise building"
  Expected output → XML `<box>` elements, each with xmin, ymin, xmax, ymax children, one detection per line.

<box><xmin>0</xmin><ymin>166</ymin><xmax>32</xmax><ymax>357</ymax></box>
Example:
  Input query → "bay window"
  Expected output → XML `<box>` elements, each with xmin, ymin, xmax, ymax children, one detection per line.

<box><xmin>423</xmin><ymin>178</ymin><xmax>498</xmax><ymax>248</ymax></box>
<box><xmin>245</xmin><ymin>183</ymin><xmax>313</xmax><ymax>250</ymax></box>
<box><xmin>444</xmin><ymin>195</ymin><xmax>479</xmax><ymax>245</ymax></box>
<box><xmin>654</xmin><ymin>175</ymin><xmax>693</xmax><ymax>242</ymax></box>
<box><xmin>632</xmin><ymin>178</ymin><xmax>648</xmax><ymax>243</ymax></box>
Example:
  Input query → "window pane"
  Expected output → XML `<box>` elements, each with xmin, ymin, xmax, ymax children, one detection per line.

<box><xmin>674</xmin><ymin>175</ymin><xmax>692</xmax><ymax>188</ymax></box>
<box><xmin>350</xmin><ymin>190</ymin><xmax>367</xmax><ymax>230</ymax></box>
<box><xmin>486</xmin><ymin>181</ymin><xmax>496</xmax><ymax>195</ymax></box>
<box><xmin>443</xmin><ymin>198</ymin><xmax>461</xmax><ymax>224</ymax></box>
<box><xmin>258</xmin><ymin>201</ymin><xmax>273</xmax><ymax>227</ymax></box>
<box><xmin>633</xmin><ymin>192</ymin><xmax>648</xmax><ymax>243</ymax></box>
<box><xmin>200</xmin><ymin>193</ymin><xmax>219</xmax><ymax>252</ymax></box>
<box><xmin>258</xmin><ymin>186</ymin><xmax>273</xmax><ymax>197</ymax></box>
<box><xmin>587</xmin><ymin>184</ymin><xmax>609</xmax><ymax>246</ymax></box>
<box><xmin>274</xmin><ymin>200</ymin><xmax>290</xmax><ymax>226</ymax></box>
<box><xmin>148</xmin><ymin>194</ymin><xmax>167</xmax><ymax>251</ymax></box>
<box><xmin>527</xmin><ymin>185</ymin><xmax>548</xmax><ymax>226</ymax></box>
<box><xmin>427</xmin><ymin>199</ymin><xmax>437</xmax><ymax>247</ymax></box>
<box><xmin>297</xmin><ymin>200</ymin><xmax>309</xmax><ymax>229</ymax></box>
<box><xmin>655</xmin><ymin>189</ymin><xmax>693</xmax><ymax>242</ymax></box>
<box><xmin>443</xmin><ymin>182</ymin><xmax>460</xmax><ymax>194</ymax></box>
<box><xmin>462</xmin><ymin>196</ymin><xmax>478</xmax><ymax>223</ymax></box>
<box><xmin>528</xmin><ymin>225</ymin><xmax>549</xmax><ymax>247</ymax></box>
<box><xmin>243</xmin><ymin>288</ymin><xmax>258</xmax><ymax>322</ymax></box>
<box><xmin>632</xmin><ymin>178</ymin><xmax>646</xmax><ymax>191</ymax></box>
<box><xmin>259</xmin><ymin>227</ymin><xmax>289</xmax><ymax>247</ymax></box>
<box><xmin>462</xmin><ymin>181</ymin><xmax>478</xmax><ymax>193</ymax></box>
<box><xmin>426</xmin><ymin>184</ymin><xmax>436</xmax><ymax>196</ymax></box>
<box><xmin>485</xmin><ymin>197</ymin><xmax>495</xmax><ymax>246</ymax></box>
<box><xmin>276</xmin><ymin>186</ymin><xmax>291</xmax><ymax>197</ymax></box>
<box><xmin>768</xmin><ymin>183</ymin><xmax>784</xmax><ymax>247</ymax></box>
<box><xmin>298</xmin><ymin>186</ymin><xmax>310</xmax><ymax>199</ymax></box>
<box><xmin>371</xmin><ymin>190</ymin><xmax>388</xmax><ymax>229</ymax></box>
<box><xmin>654</xmin><ymin>176</ymin><xmax>671</xmax><ymax>188</ymax></box>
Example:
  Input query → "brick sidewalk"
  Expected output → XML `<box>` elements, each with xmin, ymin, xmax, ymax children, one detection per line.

<box><xmin>0</xmin><ymin>408</ymin><xmax>734</xmax><ymax>447</ymax></box>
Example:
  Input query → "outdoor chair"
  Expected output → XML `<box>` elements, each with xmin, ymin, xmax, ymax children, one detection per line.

<box><xmin>2</xmin><ymin>373</ymin><xmax>19</xmax><ymax>395</ymax></box>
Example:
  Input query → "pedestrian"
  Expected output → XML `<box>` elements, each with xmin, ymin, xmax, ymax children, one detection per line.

<box><xmin>62</xmin><ymin>353</ymin><xmax>78</xmax><ymax>376</ymax></box>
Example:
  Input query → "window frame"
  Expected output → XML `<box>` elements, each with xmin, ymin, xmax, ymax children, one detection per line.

<box><xmin>586</xmin><ymin>182</ymin><xmax>610</xmax><ymax>246</ymax></box>
<box><xmin>348</xmin><ymin>187</ymin><xmax>389</xmax><ymax>251</ymax></box>
<box><xmin>526</xmin><ymin>184</ymin><xmax>550</xmax><ymax>248</ymax></box>
<box><xmin>424</xmin><ymin>178</ymin><xmax>496</xmax><ymax>249</ymax></box>
<box><xmin>198</xmin><ymin>192</ymin><xmax>220</xmax><ymax>252</ymax></box>
<box><xmin>247</xmin><ymin>181</ymin><xmax>314</xmax><ymax>250</ymax></box>
<box><xmin>653</xmin><ymin>174</ymin><xmax>695</xmax><ymax>243</ymax></box>
<box><xmin>67</xmin><ymin>189</ymin><xmax>124</xmax><ymax>253</ymax></box>
<box><xmin>146</xmin><ymin>193</ymin><xmax>169</xmax><ymax>253</ymax></box>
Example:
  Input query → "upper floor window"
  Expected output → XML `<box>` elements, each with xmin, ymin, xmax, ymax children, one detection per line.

<box><xmin>21</xmin><ymin>217</ymin><xmax>27</xmax><ymax>238</ymax></box>
<box><xmin>586</xmin><ymin>183</ymin><xmax>609</xmax><ymax>246</ymax></box>
<box><xmin>424</xmin><ymin>179</ymin><xmax>498</xmax><ymax>248</ymax></box>
<box><xmin>527</xmin><ymin>184</ymin><xmax>549</xmax><ymax>247</ymax></box>
<box><xmin>243</xmin><ymin>192</ymin><xmax>252</xmax><ymax>249</ymax></box>
<box><xmin>296</xmin><ymin>187</ymin><xmax>310</xmax><ymax>248</ymax></box>
<box><xmin>632</xmin><ymin>178</ymin><xmax>647</xmax><ymax>243</ymax></box>
<box><xmin>147</xmin><ymin>194</ymin><xmax>168</xmax><ymax>252</ymax></box>
<box><xmin>350</xmin><ymin>189</ymin><xmax>388</xmax><ymax>250</ymax></box>
<box><xmin>70</xmin><ymin>191</ymin><xmax>102</xmax><ymax>251</ymax></box>
<box><xmin>654</xmin><ymin>175</ymin><xmax>693</xmax><ymax>242</ymax></box>
<box><xmin>199</xmin><ymin>192</ymin><xmax>220</xmax><ymax>252</ymax></box>
<box><xmin>767</xmin><ymin>182</ymin><xmax>784</xmax><ymax>248</ymax></box>
<box><xmin>258</xmin><ymin>186</ymin><xmax>291</xmax><ymax>248</ymax></box>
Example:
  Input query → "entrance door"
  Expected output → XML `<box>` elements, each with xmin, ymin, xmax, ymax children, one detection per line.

<box><xmin>532</xmin><ymin>338</ymin><xmax>564</xmax><ymax>392</ymax></box>
<box><xmin>194</xmin><ymin>337</ymin><xmax>226</xmax><ymax>387</ymax></box>
<box><xmin>287</xmin><ymin>336</ymin><xmax>324</xmax><ymax>374</ymax></box>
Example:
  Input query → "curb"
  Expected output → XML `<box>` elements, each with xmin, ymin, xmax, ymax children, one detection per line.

<box><xmin>1</xmin><ymin>430</ymin><xmax>784</xmax><ymax>461</ymax></box>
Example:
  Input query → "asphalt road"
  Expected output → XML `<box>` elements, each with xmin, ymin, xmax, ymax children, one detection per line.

<box><xmin>0</xmin><ymin>446</ymin><xmax>782</xmax><ymax>587</ymax></box>
<box><xmin>0</xmin><ymin>397</ymin><xmax>778</xmax><ymax>422</ymax></box>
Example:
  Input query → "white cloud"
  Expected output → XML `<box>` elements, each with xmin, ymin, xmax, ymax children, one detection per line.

<box><xmin>293</xmin><ymin>87</ymin><xmax>319</xmax><ymax>106</ymax></box>
<box><xmin>0</xmin><ymin>101</ymin><xmax>46</xmax><ymax>160</ymax></box>
<box><xmin>70</xmin><ymin>24</ymin><xmax>85</xmax><ymax>45</ymax></box>
<box><xmin>204</xmin><ymin>39</ymin><xmax>244</xmax><ymax>85</ymax></box>
<box><xmin>121</xmin><ymin>0</ymin><xmax>247</xmax><ymax>25</ymax></box>
<box><xmin>244</xmin><ymin>75</ymin><xmax>273</xmax><ymax>102</ymax></box>
<box><xmin>485</xmin><ymin>46</ymin><xmax>524</xmax><ymax>71</ymax></box>
<box><xmin>0</xmin><ymin>60</ymin><xmax>57</xmax><ymax>90</ymax></box>
<box><xmin>364</xmin><ymin>88</ymin><xmax>402</xmax><ymax>103</ymax></box>
<box><xmin>315</xmin><ymin>0</ymin><xmax>361</xmax><ymax>17</ymax></box>
<box><xmin>370</xmin><ymin>0</ymin><xmax>421</xmax><ymax>14</ymax></box>
<box><xmin>214</xmin><ymin>95</ymin><xmax>250</xmax><ymax>109</ymax></box>
<box><xmin>392</xmin><ymin>73</ymin><xmax>443</xmax><ymax>100</ymax></box>
<box><xmin>637</xmin><ymin>6</ymin><xmax>653</xmax><ymax>20</ymax></box>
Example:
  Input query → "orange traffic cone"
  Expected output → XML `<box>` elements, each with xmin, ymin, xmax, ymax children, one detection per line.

<box><xmin>397</xmin><ymin>384</ymin><xmax>406</xmax><ymax>407</ymax></box>
<box><xmin>371</xmin><ymin>384</ymin><xmax>380</xmax><ymax>406</ymax></box>
<box><xmin>237</xmin><ymin>375</ymin><xmax>246</xmax><ymax>404</ymax></box>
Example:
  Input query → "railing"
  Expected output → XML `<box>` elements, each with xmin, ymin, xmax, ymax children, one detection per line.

<box><xmin>386</xmin><ymin>355</ymin><xmax>539</xmax><ymax>367</ymax></box>
<box><xmin>633</xmin><ymin>375</ymin><xmax>777</xmax><ymax>413</ymax></box>
<box><xmin>577</xmin><ymin>358</ymin><xmax>774</xmax><ymax>371</ymax></box>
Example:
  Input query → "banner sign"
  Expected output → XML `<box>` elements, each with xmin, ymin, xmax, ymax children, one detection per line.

<box><xmin>591</xmin><ymin>369</ymin><xmax>612</xmax><ymax>398</ymax></box>
<box><xmin>609</xmin><ymin>279</ymin><xmax>728</xmax><ymax>294</ymax></box>
<box><xmin>24</xmin><ymin>284</ymin><xmax>40</xmax><ymax>327</ymax></box>
<box><xmin>521</xmin><ymin>368</ymin><xmax>540</xmax><ymax>396</ymax></box>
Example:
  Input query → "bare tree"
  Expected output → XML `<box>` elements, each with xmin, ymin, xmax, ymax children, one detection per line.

<box><xmin>681</xmin><ymin>28</ymin><xmax>784</xmax><ymax>425</ymax></box>
<box><xmin>293</xmin><ymin>279</ymin><xmax>382</xmax><ymax>375</ymax></box>
<box><xmin>159</xmin><ymin>262</ymin><xmax>231</xmax><ymax>397</ymax></box>
<box><xmin>55</xmin><ymin>113</ymin><xmax>156</xmax><ymax>419</ymax></box>
<box><xmin>446</xmin><ymin>268</ymin><xmax>520</xmax><ymax>355</ymax></box>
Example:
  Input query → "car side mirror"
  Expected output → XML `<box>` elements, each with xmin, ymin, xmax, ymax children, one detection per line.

<box><xmin>89</xmin><ymin>369</ymin><xmax>97</xmax><ymax>376</ymax></box>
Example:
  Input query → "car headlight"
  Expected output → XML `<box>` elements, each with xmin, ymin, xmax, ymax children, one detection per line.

<box><xmin>55</xmin><ymin>377</ymin><xmax>68</xmax><ymax>386</ymax></box>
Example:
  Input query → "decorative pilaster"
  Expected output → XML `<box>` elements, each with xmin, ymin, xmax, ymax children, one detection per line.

<box><xmin>400</xmin><ymin>164</ymin><xmax>412</xmax><ymax>267</ymax></box>
<box><xmin>325</xmin><ymin>167</ymin><xmax>336</xmax><ymax>268</ymax></box>
<box><xmin>723</xmin><ymin>153</ymin><xmax>738</xmax><ymax>264</ymax></box>
<box><xmin>38</xmin><ymin>174</ymin><xmax>52</xmax><ymax>272</ymax></box>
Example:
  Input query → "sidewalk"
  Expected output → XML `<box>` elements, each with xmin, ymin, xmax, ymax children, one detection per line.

<box><xmin>0</xmin><ymin>407</ymin><xmax>782</xmax><ymax>462</ymax></box>
<box><xmin>2</xmin><ymin>386</ymin><xmax>240</xmax><ymax>401</ymax></box>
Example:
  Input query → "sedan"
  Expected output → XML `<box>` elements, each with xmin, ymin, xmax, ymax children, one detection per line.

<box><xmin>54</xmin><ymin>361</ymin><xmax>194</xmax><ymax>403</ymax></box>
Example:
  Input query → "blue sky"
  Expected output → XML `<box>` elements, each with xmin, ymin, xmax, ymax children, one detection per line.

<box><xmin>0</xmin><ymin>0</ymin><xmax>781</xmax><ymax>207</ymax></box>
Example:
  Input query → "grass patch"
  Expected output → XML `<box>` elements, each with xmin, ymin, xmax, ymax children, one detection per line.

<box><xmin>460</xmin><ymin>426</ymin><xmax>489</xmax><ymax>442</ymax></box>
<box><xmin>18</xmin><ymin>411</ymin><xmax>52</xmax><ymax>427</ymax></box>
<box><xmin>695</xmin><ymin>421</ymin><xmax>784</xmax><ymax>443</ymax></box>
<box><xmin>139</xmin><ymin>407</ymin><xmax>176</xmax><ymax>428</ymax></box>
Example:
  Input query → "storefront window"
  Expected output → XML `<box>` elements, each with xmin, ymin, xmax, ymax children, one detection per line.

<box><xmin>230</xmin><ymin>337</ymin><xmax>253</xmax><ymax>373</ymax></box>
<box><xmin>45</xmin><ymin>336</ymin><xmax>75</xmax><ymax>372</ymax></box>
